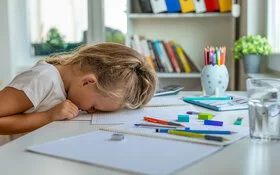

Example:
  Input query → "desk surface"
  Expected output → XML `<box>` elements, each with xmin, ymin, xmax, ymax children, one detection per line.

<box><xmin>0</xmin><ymin>91</ymin><xmax>279</xmax><ymax>175</ymax></box>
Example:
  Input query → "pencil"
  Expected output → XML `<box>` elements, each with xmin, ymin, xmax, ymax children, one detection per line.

<box><xmin>156</xmin><ymin>129</ymin><xmax>235</xmax><ymax>135</ymax></box>
<box><xmin>168</xmin><ymin>130</ymin><xmax>229</xmax><ymax>142</ymax></box>
<box><xmin>135</xmin><ymin>123</ymin><xmax>177</xmax><ymax>129</ymax></box>
<box><xmin>144</xmin><ymin>116</ymin><xmax>184</xmax><ymax>128</ymax></box>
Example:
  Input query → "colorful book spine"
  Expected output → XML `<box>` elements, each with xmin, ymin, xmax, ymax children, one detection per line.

<box><xmin>179</xmin><ymin>0</ymin><xmax>195</xmax><ymax>13</ymax></box>
<box><xmin>165</xmin><ymin>0</ymin><xmax>181</xmax><ymax>13</ymax></box>
<box><xmin>140</xmin><ymin>39</ymin><xmax>156</xmax><ymax>71</ymax></box>
<box><xmin>171</xmin><ymin>41</ymin><xmax>191</xmax><ymax>73</ymax></box>
<box><xmin>164</xmin><ymin>41</ymin><xmax>181</xmax><ymax>73</ymax></box>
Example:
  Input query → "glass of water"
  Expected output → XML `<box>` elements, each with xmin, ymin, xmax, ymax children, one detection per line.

<box><xmin>247</xmin><ymin>78</ymin><xmax>280</xmax><ymax>141</ymax></box>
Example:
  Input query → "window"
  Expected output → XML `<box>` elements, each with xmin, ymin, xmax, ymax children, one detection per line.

<box><xmin>28</xmin><ymin>0</ymin><xmax>88</xmax><ymax>56</ymax></box>
<box><xmin>267</xmin><ymin>0</ymin><xmax>280</xmax><ymax>53</ymax></box>
<box><xmin>104</xmin><ymin>0</ymin><xmax>127</xmax><ymax>44</ymax></box>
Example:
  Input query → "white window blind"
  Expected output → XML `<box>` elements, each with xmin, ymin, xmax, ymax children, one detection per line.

<box><xmin>267</xmin><ymin>0</ymin><xmax>280</xmax><ymax>53</ymax></box>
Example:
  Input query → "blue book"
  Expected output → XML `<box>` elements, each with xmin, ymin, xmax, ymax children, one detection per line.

<box><xmin>165</xmin><ymin>0</ymin><xmax>181</xmax><ymax>13</ymax></box>
<box><xmin>183</xmin><ymin>96</ymin><xmax>248</xmax><ymax>111</ymax></box>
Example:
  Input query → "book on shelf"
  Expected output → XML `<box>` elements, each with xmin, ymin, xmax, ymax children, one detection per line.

<box><xmin>130</xmin><ymin>36</ymin><xmax>200</xmax><ymax>74</ymax></box>
<box><xmin>182</xmin><ymin>48</ymin><xmax>201</xmax><ymax>72</ymax></box>
<box><xmin>153</xmin><ymin>40</ymin><xmax>172</xmax><ymax>72</ymax></box>
<box><xmin>218</xmin><ymin>0</ymin><xmax>232</xmax><ymax>12</ymax></box>
<box><xmin>193</xmin><ymin>0</ymin><xmax>206</xmax><ymax>13</ymax></box>
<box><xmin>170</xmin><ymin>42</ymin><xmax>185</xmax><ymax>72</ymax></box>
<box><xmin>140</xmin><ymin>39</ymin><xmax>156</xmax><ymax>71</ymax></box>
<box><xmin>204</xmin><ymin>0</ymin><xmax>220</xmax><ymax>12</ymax></box>
<box><xmin>150</xmin><ymin>0</ymin><xmax>167</xmax><ymax>14</ymax></box>
<box><xmin>147</xmin><ymin>40</ymin><xmax>160</xmax><ymax>72</ymax></box>
<box><xmin>179</xmin><ymin>0</ymin><xmax>195</xmax><ymax>13</ymax></box>
<box><xmin>162</xmin><ymin>41</ymin><xmax>181</xmax><ymax>73</ymax></box>
<box><xmin>158</xmin><ymin>41</ymin><xmax>174</xmax><ymax>72</ymax></box>
<box><xmin>170</xmin><ymin>41</ymin><xmax>192</xmax><ymax>73</ymax></box>
<box><xmin>150</xmin><ymin>40</ymin><xmax>165</xmax><ymax>72</ymax></box>
<box><xmin>138</xmin><ymin>0</ymin><xmax>153</xmax><ymax>13</ymax></box>
<box><xmin>165</xmin><ymin>0</ymin><xmax>181</xmax><ymax>13</ymax></box>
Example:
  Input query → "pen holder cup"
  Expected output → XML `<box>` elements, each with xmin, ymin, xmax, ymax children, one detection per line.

<box><xmin>201</xmin><ymin>65</ymin><xmax>229</xmax><ymax>96</ymax></box>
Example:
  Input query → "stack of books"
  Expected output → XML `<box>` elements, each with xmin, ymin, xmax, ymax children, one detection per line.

<box><xmin>131</xmin><ymin>35</ymin><xmax>201</xmax><ymax>73</ymax></box>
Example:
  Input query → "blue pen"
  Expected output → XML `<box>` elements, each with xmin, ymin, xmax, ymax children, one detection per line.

<box><xmin>155</xmin><ymin>128</ymin><xmax>190</xmax><ymax>133</ymax></box>
<box><xmin>183</xmin><ymin>96</ymin><xmax>232</xmax><ymax>101</ymax></box>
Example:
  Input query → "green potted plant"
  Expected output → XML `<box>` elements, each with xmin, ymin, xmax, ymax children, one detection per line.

<box><xmin>233</xmin><ymin>35</ymin><xmax>272</xmax><ymax>73</ymax></box>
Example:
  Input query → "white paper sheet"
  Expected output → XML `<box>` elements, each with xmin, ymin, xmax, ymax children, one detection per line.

<box><xmin>27</xmin><ymin>130</ymin><xmax>221</xmax><ymax>175</ymax></box>
<box><xmin>145</xmin><ymin>96</ymin><xmax>187</xmax><ymax>107</ymax></box>
<box><xmin>91</xmin><ymin>105</ymin><xmax>197</xmax><ymax>125</ymax></box>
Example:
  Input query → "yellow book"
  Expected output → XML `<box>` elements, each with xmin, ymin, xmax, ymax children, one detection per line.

<box><xmin>172</xmin><ymin>43</ymin><xmax>191</xmax><ymax>73</ymax></box>
<box><xmin>179</xmin><ymin>0</ymin><xmax>195</xmax><ymax>13</ymax></box>
<box><xmin>218</xmin><ymin>0</ymin><xmax>232</xmax><ymax>12</ymax></box>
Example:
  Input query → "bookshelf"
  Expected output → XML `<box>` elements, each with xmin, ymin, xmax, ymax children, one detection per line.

<box><xmin>126</xmin><ymin>0</ymin><xmax>236</xmax><ymax>90</ymax></box>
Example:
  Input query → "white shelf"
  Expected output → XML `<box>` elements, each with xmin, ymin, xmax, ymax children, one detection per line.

<box><xmin>128</xmin><ymin>12</ymin><xmax>232</xmax><ymax>19</ymax></box>
<box><xmin>157</xmin><ymin>73</ymin><xmax>201</xmax><ymax>78</ymax></box>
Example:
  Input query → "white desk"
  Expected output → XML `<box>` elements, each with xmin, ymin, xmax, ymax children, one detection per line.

<box><xmin>0</xmin><ymin>91</ymin><xmax>279</xmax><ymax>175</ymax></box>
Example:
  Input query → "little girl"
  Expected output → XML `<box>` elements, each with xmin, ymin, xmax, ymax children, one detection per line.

<box><xmin>0</xmin><ymin>42</ymin><xmax>157</xmax><ymax>134</ymax></box>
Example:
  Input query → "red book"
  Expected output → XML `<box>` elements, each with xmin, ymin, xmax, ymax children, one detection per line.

<box><xmin>163</xmin><ymin>41</ymin><xmax>181</xmax><ymax>73</ymax></box>
<box><xmin>204</xmin><ymin>0</ymin><xmax>220</xmax><ymax>12</ymax></box>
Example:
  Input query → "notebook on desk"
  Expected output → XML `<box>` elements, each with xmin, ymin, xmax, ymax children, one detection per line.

<box><xmin>183</xmin><ymin>96</ymin><xmax>248</xmax><ymax>111</ymax></box>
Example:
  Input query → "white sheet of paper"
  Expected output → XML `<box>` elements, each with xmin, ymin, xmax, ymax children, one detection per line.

<box><xmin>72</xmin><ymin>114</ymin><xmax>92</xmax><ymax>121</ymax></box>
<box><xmin>145</xmin><ymin>96</ymin><xmax>187</xmax><ymax>107</ymax></box>
<box><xmin>27</xmin><ymin>130</ymin><xmax>221</xmax><ymax>175</ymax></box>
<box><xmin>91</xmin><ymin>105</ymin><xmax>197</xmax><ymax>125</ymax></box>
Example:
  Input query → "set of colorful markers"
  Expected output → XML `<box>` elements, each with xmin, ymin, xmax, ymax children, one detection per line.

<box><xmin>204</xmin><ymin>46</ymin><xmax>226</xmax><ymax>66</ymax></box>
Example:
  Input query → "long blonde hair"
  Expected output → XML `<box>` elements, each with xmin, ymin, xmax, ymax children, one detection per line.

<box><xmin>43</xmin><ymin>42</ymin><xmax>157</xmax><ymax>109</ymax></box>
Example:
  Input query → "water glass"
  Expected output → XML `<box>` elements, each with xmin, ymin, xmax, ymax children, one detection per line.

<box><xmin>247</xmin><ymin>78</ymin><xmax>280</xmax><ymax>141</ymax></box>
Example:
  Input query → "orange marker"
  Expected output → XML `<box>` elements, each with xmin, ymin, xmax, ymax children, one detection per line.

<box><xmin>144</xmin><ymin>116</ymin><xmax>184</xmax><ymax>127</ymax></box>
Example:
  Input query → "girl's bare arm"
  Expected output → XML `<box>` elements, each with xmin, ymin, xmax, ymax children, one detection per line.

<box><xmin>0</xmin><ymin>87</ymin><xmax>78</xmax><ymax>134</ymax></box>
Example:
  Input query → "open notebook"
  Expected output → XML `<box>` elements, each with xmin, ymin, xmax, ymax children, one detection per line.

<box><xmin>27</xmin><ymin>130</ymin><xmax>222</xmax><ymax>175</ymax></box>
<box><xmin>183</xmin><ymin>95</ymin><xmax>248</xmax><ymax>111</ymax></box>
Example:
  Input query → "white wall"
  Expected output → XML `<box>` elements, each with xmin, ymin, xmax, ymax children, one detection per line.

<box><xmin>0</xmin><ymin>0</ymin><xmax>14</xmax><ymax>87</ymax></box>
<box><xmin>268</xmin><ymin>55</ymin><xmax>280</xmax><ymax>72</ymax></box>
<box><xmin>247</xmin><ymin>0</ymin><xmax>267</xmax><ymax>35</ymax></box>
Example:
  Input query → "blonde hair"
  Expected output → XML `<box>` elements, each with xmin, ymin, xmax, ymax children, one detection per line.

<box><xmin>42</xmin><ymin>42</ymin><xmax>158</xmax><ymax>109</ymax></box>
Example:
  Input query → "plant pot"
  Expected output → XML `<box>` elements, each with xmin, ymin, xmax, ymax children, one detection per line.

<box><xmin>243</xmin><ymin>55</ymin><xmax>261</xmax><ymax>73</ymax></box>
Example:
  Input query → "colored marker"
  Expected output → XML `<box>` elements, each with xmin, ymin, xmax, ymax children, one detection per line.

<box><xmin>204</xmin><ymin>120</ymin><xmax>223</xmax><ymax>126</ymax></box>
<box><xmin>144</xmin><ymin>116</ymin><xmax>185</xmax><ymax>127</ymax></box>
<box><xmin>156</xmin><ymin>129</ymin><xmax>235</xmax><ymax>135</ymax></box>
<box><xmin>186</xmin><ymin>111</ymin><xmax>200</xmax><ymax>115</ymax></box>
<box><xmin>183</xmin><ymin>96</ymin><xmax>233</xmax><ymax>101</ymax></box>
<box><xmin>234</xmin><ymin>117</ymin><xmax>243</xmax><ymax>125</ymax></box>
<box><xmin>168</xmin><ymin>130</ymin><xmax>229</xmax><ymax>142</ymax></box>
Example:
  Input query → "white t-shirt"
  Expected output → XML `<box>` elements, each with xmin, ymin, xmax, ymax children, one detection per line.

<box><xmin>8</xmin><ymin>61</ymin><xmax>66</xmax><ymax>113</ymax></box>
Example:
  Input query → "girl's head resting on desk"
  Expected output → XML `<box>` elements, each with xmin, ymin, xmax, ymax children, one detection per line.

<box><xmin>44</xmin><ymin>42</ymin><xmax>157</xmax><ymax>113</ymax></box>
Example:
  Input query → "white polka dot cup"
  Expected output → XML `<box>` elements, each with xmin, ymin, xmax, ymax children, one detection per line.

<box><xmin>200</xmin><ymin>65</ymin><xmax>229</xmax><ymax>96</ymax></box>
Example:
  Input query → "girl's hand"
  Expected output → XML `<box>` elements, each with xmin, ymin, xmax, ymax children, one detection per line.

<box><xmin>47</xmin><ymin>100</ymin><xmax>79</xmax><ymax>121</ymax></box>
